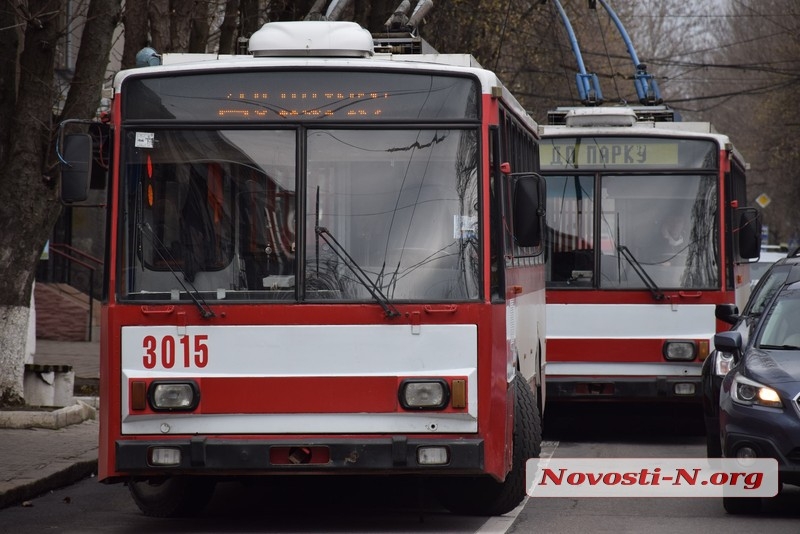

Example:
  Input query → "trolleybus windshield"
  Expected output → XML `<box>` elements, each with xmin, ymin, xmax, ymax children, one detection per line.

<box><xmin>119</xmin><ymin>71</ymin><xmax>481</xmax><ymax>303</ymax></box>
<box><xmin>542</xmin><ymin>136</ymin><xmax>720</xmax><ymax>290</ymax></box>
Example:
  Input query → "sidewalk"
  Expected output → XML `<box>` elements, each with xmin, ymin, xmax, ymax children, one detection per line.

<box><xmin>0</xmin><ymin>339</ymin><xmax>100</xmax><ymax>510</ymax></box>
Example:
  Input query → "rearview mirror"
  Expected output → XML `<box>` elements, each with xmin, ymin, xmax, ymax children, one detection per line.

<box><xmin>714</xmin><ymin>303</ymin><xmax>739</xmax><ymax>326</ymax></box>
<box><xmin>512</xmin><ymin>174</ymin><xmax>545</xmax><ymax>248</ymax></box>
<box><xmin>59</xmin><ymin>133</ymin><xmax>92</xmax><ymax>203</ymax></box>
<box><xmin>736</xmin><ymin>207</ymin><xmax>761</xmax><ymax>260</ymax></box>
<box><xmin>714</xmin><ymin>331</ymin><xmax>742</xmax><ymax>352</ymax></box>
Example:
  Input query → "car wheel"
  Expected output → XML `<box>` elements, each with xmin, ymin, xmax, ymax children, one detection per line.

<box><xmin>437</xmin><ymin>373</ymin><xmax>542</xmax><ymax>516</ymax></box>
<box><xmin>722</xmin><ymin>496</ymin><xmax>762</xmax><ymax>515</ymax></box>
<box><xmin>129</xmin><ymin>476</ymin><xmax>216</xmax><ymax>517</ymax></box>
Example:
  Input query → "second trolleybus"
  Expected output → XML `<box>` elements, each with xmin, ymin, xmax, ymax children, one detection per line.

<box><xmin>539</xmin><ymin>106</ymin><xmax>760</xmax><ymax>403</ymax></box>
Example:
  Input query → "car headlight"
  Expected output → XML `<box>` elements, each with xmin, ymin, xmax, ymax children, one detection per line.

<box><xmin>731</xmin><ymin>374</ymin><xmax>782</xmax><ymax>408</ymax></box>
<box><xmin>714</xmin><ymin>351</ymin><xmax>735</xmax><ymax>377</ymax></box>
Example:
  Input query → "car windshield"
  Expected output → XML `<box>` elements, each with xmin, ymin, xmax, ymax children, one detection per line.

<box><xmin>749</xmin><ymin>251</ymin><xmax>786</xmax><ymax>286</ymax></box>
<box><xmin>757</xmin><ymin>289</ymin><xmax>800</xmax><ymax>348</ymax></box>
<box><xmin>743</xmin><ymin>265</ymin><xmax>791</xmax><ymax>317</ymax></box>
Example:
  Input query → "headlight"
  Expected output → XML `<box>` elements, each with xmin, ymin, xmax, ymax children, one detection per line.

<box><xmin>731</xmin><ymin>374</ymin><xmax>782</xmax><ymax>408</ymax></box>
<box><xmin>399</xmin><ymin>379</ymin><xmax>449</xmax><ymax>410</ymax></box>
<box><xmin>663</xmin><ymin>340</ymin><xmax>697</xmax><ymax>361</ymax></box>
<box><xmin>714</xmin><ymin>351</ymin><xmax>735</xmax><ymax>377</ymax></box>
<box><xmin>149</xmin><ymin>381</ymin><xmax>200</xmax><ymax>411</ymax></box>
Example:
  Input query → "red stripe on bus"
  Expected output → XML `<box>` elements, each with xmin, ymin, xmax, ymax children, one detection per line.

<box><xmin>132</xmin><ymin>376</ymin><xmax>469</xmax><ymax>414</ymax></box>
<box><xmin>548</xmin><ymin>338</ymin><xmax>670</xmax><ymax>363</ymax></box>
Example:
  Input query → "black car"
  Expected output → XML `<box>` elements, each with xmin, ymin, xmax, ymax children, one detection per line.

<box><xmin>710</xmin><ymin>280</ymin><xmax>800</xmax><ymax>514</ymax></box>
<box><xmin>703</xmin><ymin>248</ymin><xmax>800</xmax><ymax>457</ymax></box>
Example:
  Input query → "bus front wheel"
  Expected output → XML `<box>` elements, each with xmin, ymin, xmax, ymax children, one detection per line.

<box><xmin>436</xmin><ymin>373</ymin><xmax>542</xmax><ymax>516</ymax></box>
<box><xmin>128</xmin><ymin>476</ymin><xmax>216</xmax><ymax>518</ymax></box>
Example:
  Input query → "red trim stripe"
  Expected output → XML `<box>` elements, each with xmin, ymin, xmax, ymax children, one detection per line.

<box><xmin>549</xmin><ymin>338</ymin><xmax>678</xmax><ymax>363</ymax></box>
<box><xmin>130</xmin><ymin>376</ymin><xmax>468</xmax><ymax>415</ymax></box>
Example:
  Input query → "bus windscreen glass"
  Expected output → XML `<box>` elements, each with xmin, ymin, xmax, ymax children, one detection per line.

<box><xmin>545</xmin><ymin>173</ymin><xmax>719</xmax><ymax>290</ymax></box>
<box><xmin>120</xmin><ymin>126</ymin><xmax>480</xmax><ymax>302</ymax></box>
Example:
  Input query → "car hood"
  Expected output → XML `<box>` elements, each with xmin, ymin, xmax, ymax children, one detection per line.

<box><xmin>744</xmin><ymin>348</ymin><xmax>800</xmax><ymax>385</ymax></box>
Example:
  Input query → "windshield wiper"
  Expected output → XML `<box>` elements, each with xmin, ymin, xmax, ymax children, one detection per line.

<box><xmin>312</xmin><ymin>187</ymin><xmax>399</xmax><ymax>318</ymax></box>
<box><xmin>758</xmin><ymin>344</ymin><xmax>800</xmax><ymax>350</ymax></box>
<box><xmin>315</xmin><ymin>225</ymin><xmax>401</xmax><ymax>318</ymax></box>
<box><xmin>617</xmin><ymin>245</ymin><xmax>665</xmax><ymax>301</ymax></box>
<box><xmin>139</xmin><ymin>222</ymin><xmax>216</xmax><ymax>319</ymax></box>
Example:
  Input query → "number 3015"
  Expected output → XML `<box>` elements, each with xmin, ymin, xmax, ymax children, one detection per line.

<box><xmin>142</xmin><ymin>334</ymin><xmax>209</xmax><ymax>369</ymax></box>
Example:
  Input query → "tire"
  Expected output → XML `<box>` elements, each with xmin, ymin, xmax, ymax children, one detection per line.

<box><xmin>722</xmin><ymin>496</ymin><xmax>762</xmax><ymax>515</ymax></box>
<box><xmin>705</xmin><ymin>425</ymin><xmax>722</xmax><ymax>458</ymax></box>
<box><xmin>437</xmin><ymin>373</ymin><xmax>542</xmax><ymax>516</ymax></box>
<box><xmin>128</xmin><ymin>476</ymin><xmax>216</xmax><ymax>518</ymax></box>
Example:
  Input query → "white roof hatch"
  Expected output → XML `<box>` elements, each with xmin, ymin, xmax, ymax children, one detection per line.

<box><xmin>248</xmin><ymin>21</ymin><xmax>374</xmax><ymax>58</ymax></box>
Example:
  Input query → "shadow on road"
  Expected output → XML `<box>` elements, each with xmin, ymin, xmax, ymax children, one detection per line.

<box><xmin>542</xmin><ymin>401</ymin><xmax>705</xmax><ymax>443</ymax></box>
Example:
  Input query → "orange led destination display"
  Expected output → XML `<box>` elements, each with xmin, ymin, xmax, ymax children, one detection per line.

<box><xmin>123</xmin><ymin>71</ymin><xmax>478</xmax><ymax>121</ymax></box>
<box><xmin>217</xmin><ymin>90</ymin><xmax>390</xmax><ymax>119</ymax></box>
<box><xmin>539</xmin><ymin>137</ymin><xmax>718</xmax><ymax>170</ymax></box>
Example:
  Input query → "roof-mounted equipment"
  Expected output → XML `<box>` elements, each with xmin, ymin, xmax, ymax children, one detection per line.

<box><xmin>549</xmin><ymin>0</ymin><xmax>603</xmax><ymax>106</ymax></box>
<box><xmin>373</xmin><ymin>0</ymin><xmax>437</xmax><ymax>55</ymax></box>
<box><xmin>248</xmin><ymin>20</ymin><xmax>374</xmax><ymax>58</ymax></box>
<box><xmin>594</xmin><ymin>0</ymin><xmax>662</xmax><ymax>105</ymax></box>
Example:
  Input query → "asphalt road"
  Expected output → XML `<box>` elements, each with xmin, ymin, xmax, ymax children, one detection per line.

<box><xmin>2</xmin><ymin>401</ymin><xmax>798</xmax><ymax>533</ymax></box>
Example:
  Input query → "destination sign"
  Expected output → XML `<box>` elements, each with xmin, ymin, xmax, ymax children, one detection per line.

<box><xmin>539</xmin><ymin>137</ymin><xmax>718</xmax><ymax>170</ymax></box>
<box><xmin>217</xmin><ymin>90</ymin><xmax>389</xmax><ymax>119</ymax></box>
<box><xmin>123</xmin><ymin>71</ymin><xmax>478</xmax><ymax>122</ymax></box>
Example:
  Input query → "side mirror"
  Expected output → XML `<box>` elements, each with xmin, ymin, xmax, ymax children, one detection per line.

<box><xmin>59</xmin><ymin>133</ymin><xmax>93</xmax><ymax>203</ymax></box>
<box><xmin>512</xmin><ymin>174</ymin><xmax>545</xmax><ymax>248</ymax></box>
<box><xmin>736</xmin><ymin>207</ymin><xmax>761</xmax><ymax>260</ymax></box>
<box><xmin>714</xmin><ymin>331</ymin><xmax>742</xmax><ymax>353</ymax></box>
<box><xmin>714</xmin><ymin>303</ymin><xmax>739</xmax><ymax>326</ymax></box>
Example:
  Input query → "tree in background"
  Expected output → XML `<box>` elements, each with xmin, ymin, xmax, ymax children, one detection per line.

<box><xmin>697</xmin><ymin>0</ymin><xmax>800</xmax><ymax>247</ymax></box>
<box><xmin>0</xmin><ymin>0</ymin><xmax>119</xmax><ymax>405</ymax></box>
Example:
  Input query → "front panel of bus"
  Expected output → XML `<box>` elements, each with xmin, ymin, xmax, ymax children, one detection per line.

<box><xmin>97</xmin><ymin>65</ymin><xmax>530</xmax><ymax>483</ymax></box>
<box><xmin>539</xmin><ymin>134</ymin><xmax>736</xmax><ymax>401</ymax></box>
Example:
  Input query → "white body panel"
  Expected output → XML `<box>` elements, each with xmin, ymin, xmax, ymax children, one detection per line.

<box><xmin>546</xmin><ymin>302</ymin><xmax>714</xmax><ymax>378</ymax></box>
<box><xmin>121</xmin><ymin>324</ymin><xmax>477</xmax><ymax>435</ymax></box>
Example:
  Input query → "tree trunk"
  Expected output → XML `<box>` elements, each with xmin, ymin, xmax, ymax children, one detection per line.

<box><xmin>0</xmin><ymin>0</ymin><xmax>63</xmax><ymax>406</ymax></box>
<box><xmin>218</xmin><ymin>0</ymin><xmax>239</xmax><ymax>55</ymax></box>
<box><xmin>170</xmin><ymin>0</ymin><xmax>193</xmax><ymax>52</ymax></box>
<box><xmin>60</xmin><ymin>0</ymin><xmax>121</xmax><ymax>123</ymax></box>
<box><xmin>0</xmin><ymin>3</ymin><xmax>20</xmax><ymax>168</ymax></box>
<box><xmin>0</xmin><ymin>0</ymin><xmax>119</xmax><ymax>407</ymax></box>
<box><xmin>121</xmin><ymin>0</ymin><xmax>150</xmax><ymax>70</ymax></box>
<box><xmin>189</xmin><ymin>0</ymin><xmax>212</xmax><ymax>53</ymax></box>
<box><xmin>148</xmin><ymin>0</ymin><xmax>170</xmax><ymax>52</ymax></box>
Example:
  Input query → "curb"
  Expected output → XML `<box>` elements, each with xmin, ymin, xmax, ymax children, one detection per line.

<box><xmin>0</xmin><ymin>455</ymin><xmax>97</xmax><ymax>510</ymax></box>
<box><xmin>0</xmin><ymin>399</ymin><xmax>97</xmax><ymax>430</ymax></box>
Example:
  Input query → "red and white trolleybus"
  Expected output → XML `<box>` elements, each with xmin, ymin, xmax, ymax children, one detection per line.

<box><xmin>539</xmin><ymin>106</ymin><xmax>760</xmax><ymax>403</ymax></box>
<box><xmin>57</xmin><ymin>20</ymin><xmax>547</xmax><ymax>516</ymax></box>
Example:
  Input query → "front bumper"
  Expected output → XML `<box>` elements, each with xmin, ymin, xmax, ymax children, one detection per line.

<box><xmin>117</xmin><ymin>436</ymin><xmax>484</xmax><ymax>475</ymax></box>
<box><xmin>721</xmin><ymin>399</ymin><xmax>800</xmax><ymax>485</ymax></box>
<box><xmin>546</xmin><ymin>376</ymin><xmax>702</xmax><ymax>401</ymax></box>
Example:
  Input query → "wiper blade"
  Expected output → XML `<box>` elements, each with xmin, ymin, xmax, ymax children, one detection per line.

<box><xmin>315</xmin><ymin>225</ymin><xmax>400</xmax><ymax>318</ymax></box>
<box><xmin>759</xmin><ymin>344</ymin><xmax>800</xmax><ymax>350</ymax></box>
<box><xmin>617</xmin><ymin>245</ymin><xmax>665</xmax><ymax>301</ymax></box>
<box><xmin>139</xmin><ymin>223</ymin><xmax>216</xmax><ymax>319</ymax></box>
